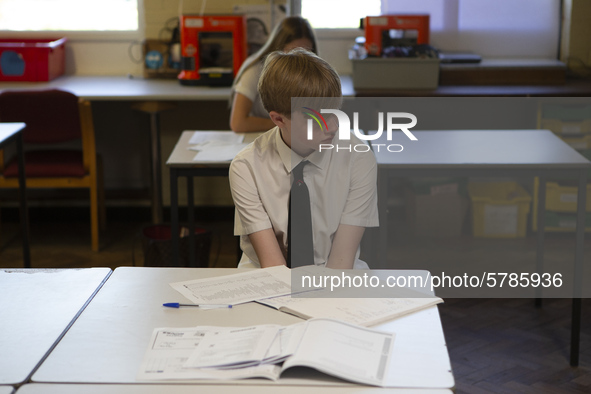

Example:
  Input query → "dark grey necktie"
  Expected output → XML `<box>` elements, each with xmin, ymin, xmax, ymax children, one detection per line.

<box><xmin>287</xmin><ymin>161</ymin><xmax>314</xmax><ymax>268</ymax></box>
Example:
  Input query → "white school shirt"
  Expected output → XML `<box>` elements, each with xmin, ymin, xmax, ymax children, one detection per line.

<box><xmin>229</xmin><ymin>126</ymin><xmax>379</xmax><ymax>268</ymax></box>
<box><xmin>233</xmin><ymin>60</ymin><xmax>268</xmax><ymax>119</ymax></box>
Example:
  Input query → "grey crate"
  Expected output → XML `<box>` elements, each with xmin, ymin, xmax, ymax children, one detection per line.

<box><xmin>352</xmin><ymin>58</ymin><xmax>440</xmax><ymax>90</ymax></box>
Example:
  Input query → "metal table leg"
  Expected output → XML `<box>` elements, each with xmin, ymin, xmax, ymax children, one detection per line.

<box><xmin>535</xmin><ymin>175</ymin><xmax>546</xmax><ymax>308</ymax></box>
<box><xmin>16</xmin><ymin>132</ymin><xmax>30</xmax><ymax>269</ymax></box>
<box><xmin>570</xmin><ymin>169</ymin><xmax>587</xmax><ymax>366</ymax></box>
<box><xmin>170</xmin><ymin>168</ymin><xmax>180</xmax><ymax>266</ymax></box>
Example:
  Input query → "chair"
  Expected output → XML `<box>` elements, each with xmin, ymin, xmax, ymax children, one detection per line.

<box><xmin>0</xmin><ymin>89</ymin><xmax>105</xmax><ymax>252</ymax></box>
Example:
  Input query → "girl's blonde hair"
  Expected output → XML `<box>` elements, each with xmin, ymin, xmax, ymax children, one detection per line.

<box><xmin>232</xmin><ymin>16</ymin><xmax>318</xmax><ymax>93</ymax></box>
<box><xmin>258</xmin><ymin>48</ymin><xmax>342</xmax><ymax>117</ymax></box>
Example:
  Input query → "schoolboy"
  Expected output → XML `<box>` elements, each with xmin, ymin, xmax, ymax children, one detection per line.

<box><xmin>229</xmin><ymin>48</ymin><xmax>378</xmax><ymax>269</ymax></box>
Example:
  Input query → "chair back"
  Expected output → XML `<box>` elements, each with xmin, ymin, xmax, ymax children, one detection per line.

<box><xmin>0</xmin><ymin>89</ymin><xmax>81</xmax><ymax>144</ymax></box>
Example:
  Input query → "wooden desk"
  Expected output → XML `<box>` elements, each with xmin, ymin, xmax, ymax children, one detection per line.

<box><xmin>16</xmin><ymin>384</ymin><xmax>453</xmax><ymax>394</ymax></box>
<box><xmin>31</xmin><ymin>267</ymin><xmax>454</xmax><ymax>390</ymax></box>
<box><xmin>372</xmin><ymin>129</ymin><xmax>590</xmax><ymax>365</ymax></box>
<box><xmin>0</xmin><ymin>123</ymin><xmax>29</xmax><ymax>268</ymax></box>
<box><xmin>0</xmin><ymin>268</ymin><xmax>112</xmax><ymax>386</ymax></box>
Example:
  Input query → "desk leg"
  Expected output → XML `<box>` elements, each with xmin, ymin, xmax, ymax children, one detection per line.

<box><xmin>570</xmin><ymin>169</ymin><xmax>586</xmax><ymax>366</ymax></box>
<box><xmin>376</xmin><ymin>168</ymin><xmax>389</xmax><ymax>269</ymax></box>
<box><xmin>535</xmin><ymin>176</ymin><xmax>546</xmax><ymax>308</ymax></box>
<box><xmin>171</xmin><ymin>168</ymin><xmax>180</xmax><ymax>267</ymax></box>
<box><xmin>187</xmin><ymin>175</ymin><xmax>195</xmax><ymax>267</ymax></box>
<box><xmin>16</xmin><ymin>133</ymin><xmax>30</xmax><ymax>269</ymax></box>
<box><xmin>149</xmin><ymin>112</ymin><xmax>163</xmax><ymax>224</ymax></box>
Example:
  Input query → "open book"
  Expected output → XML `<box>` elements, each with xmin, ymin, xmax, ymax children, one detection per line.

<box><xmin>256</xmin><ymin>291</ymin><xmax>443</xmax><ymax>327</ymax></box>
<box><xmin>137</xmin><ymin>318</ymin><xmax>394</xmax><ymax>387</ymax></box>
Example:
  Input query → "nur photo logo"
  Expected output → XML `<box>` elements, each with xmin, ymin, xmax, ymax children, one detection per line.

<box><xmin>303</xmin><ymin>108</ymin><xmax>418</xmax><ymax>153</ymax></box>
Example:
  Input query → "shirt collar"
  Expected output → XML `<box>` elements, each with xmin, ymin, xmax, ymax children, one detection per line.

<box><xmin>275</xmin><ymin>127</ymin><xmax>330</xmax><ymax>173</ymax></box>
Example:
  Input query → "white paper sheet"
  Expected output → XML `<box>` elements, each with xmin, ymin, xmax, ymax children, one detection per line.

<box><xmin>137</xmin><ymin>326</ymin><xmax>281</xmax><ymax>381</ymax></box>
<box><xmin>170</xmin><ymin>265</ymin><xmax>292</xmax><ymax>305</ymax></box>
<box><xmin>188</xmin><ymin>131</ymin><xmax>244</xmax><ymax>145</ymax></box>
<box><xmin>263</xmin><ymin>323</ymin><xmax>307</xmax><ymax>363</ymax></box>
<box><xmin>184</xmin><ymin>325</ymin><xmax>280</xmax><ymax>368</ymax></box>
<box><xmin>192</xmin><ymin>142</ymin><xmax>248</xmax><ymax>162</ymax></box>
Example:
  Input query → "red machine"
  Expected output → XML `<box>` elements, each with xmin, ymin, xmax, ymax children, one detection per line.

<box><xmin>364</xmin><ymin>15</ymin><xmax>430</xmax><ymax>57</ymax></box>
<box><xmin>178</xmin><ymin>15</ymin><xmax>247</xmax><ymax>86</ymax></box>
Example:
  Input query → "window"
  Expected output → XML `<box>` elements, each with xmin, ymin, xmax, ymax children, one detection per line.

<box><xmin>301</xmin><ymin>0</ymin><xmax>380</xmax><ymax>29</ymax></box>
<box><xmin>0</xmin><ymin>0</ymin><xmax>138</xmax><ymax>31</ymax></box>
<box><xmin>300</xmin><ymin>0</ymin><xmax>561</xmax><ymax>58</ymax></box>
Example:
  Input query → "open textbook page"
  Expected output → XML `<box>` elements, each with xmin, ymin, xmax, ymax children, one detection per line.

<box><xmin>257</xmin><ymin>290</ymin><xmax>443</xmax><ymax>327</ymax></box>
<box><xmin>137</xmin><ymin>319</ymin><xmax>394</xmax><ymax>386</ymax></box>
<box><xmin>282</xmin><ymin>318</ymin><xmax>394</xmax><ymax>387</ymax></box>
<box><xmin>170</xmin><ymin>265</ymin><xmax>291</xmax><ymax>305</ymax></box>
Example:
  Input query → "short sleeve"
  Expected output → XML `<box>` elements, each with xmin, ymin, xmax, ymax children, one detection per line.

<box><xmin>339</xmin><ymin>149</ymin><xmax>379</xmax><ymax>228</ymax></box>
<box><xmin>234</xmin><ymin>64</ymin><xmax>260</xmax><ymax>102</ymax></box>
<box><xmin>229</xmin><ymin>155</ymin><xmax>273</xmax><ymax>235</ymax></box>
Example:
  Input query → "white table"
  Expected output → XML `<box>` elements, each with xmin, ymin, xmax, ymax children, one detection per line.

<box><xmin>373</xmin><ymin>129</ymin><xmax>591</xmax><ymax>365</ymax></box>
<box><xmin>16</xmin><ymin>384</ymin><xmax>452</xmax><ymax>394</ymax></box>
<box><xmin>32</xmin><ymin>267</ymin><xmax>454</xmax><ymax>390</ymax></box>
<box><xmin>0</xmin><ymin>268</ymin><xmax>112</xmax><ymax>385</ymax></box>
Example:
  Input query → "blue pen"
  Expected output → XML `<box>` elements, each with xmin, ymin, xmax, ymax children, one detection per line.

<box><xmin>163</xmin><ymin>302</ymin><xmax>232</xmax><ymax>308</ymax></box>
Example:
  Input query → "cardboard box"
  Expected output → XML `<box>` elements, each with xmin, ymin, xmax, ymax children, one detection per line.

<box><xmin>468</xmin><ymin>182</ymin><xmax>531</xmax><ymax>238</ymax></box>
<box><xmin>405</xmin><ymin>188</ymin><xmax>468</xmax><ymax>237</ymax></box>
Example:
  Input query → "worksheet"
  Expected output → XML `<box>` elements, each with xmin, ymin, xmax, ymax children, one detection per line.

<box><xmin>188</xmin><ymin>131</ymin><xmax>244</xmax><ymax>145</ymax></box>
<box><xmin>170</xmin><ymin>265</ymin><xmax>292</xmax><ymax>305</ymax></box>
<box><xmin>184</xmin><ymin>325</ymin><xmax>280</xmax><ymax>368</ymax></box>
<box><xmin>192</xmin><ymin>142</ymin><xmax>249</xmax><ymax>162</ymax></box>
<box><xmin>136</xmin><ymin>326</ymin><xmax>281</xmax><ymax>381</ymax></box>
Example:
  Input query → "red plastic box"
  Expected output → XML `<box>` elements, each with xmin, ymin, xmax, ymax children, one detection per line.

<box><xmin>0</xmin><ymin>38</ymin><xmax>67</xmax><ymax>82</ymax></box>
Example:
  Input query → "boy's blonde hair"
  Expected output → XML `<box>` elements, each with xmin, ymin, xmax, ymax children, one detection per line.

<box><xmin>257</xmin><ymin>48</ymin><xmax>342</xmax><ymax>117</ymax></box>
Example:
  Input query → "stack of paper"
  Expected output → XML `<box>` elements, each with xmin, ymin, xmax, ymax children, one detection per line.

<box><xmin>188</xmin><ymin>131</ymin><xmax>247</xmax><ymax>162</ymax></box>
